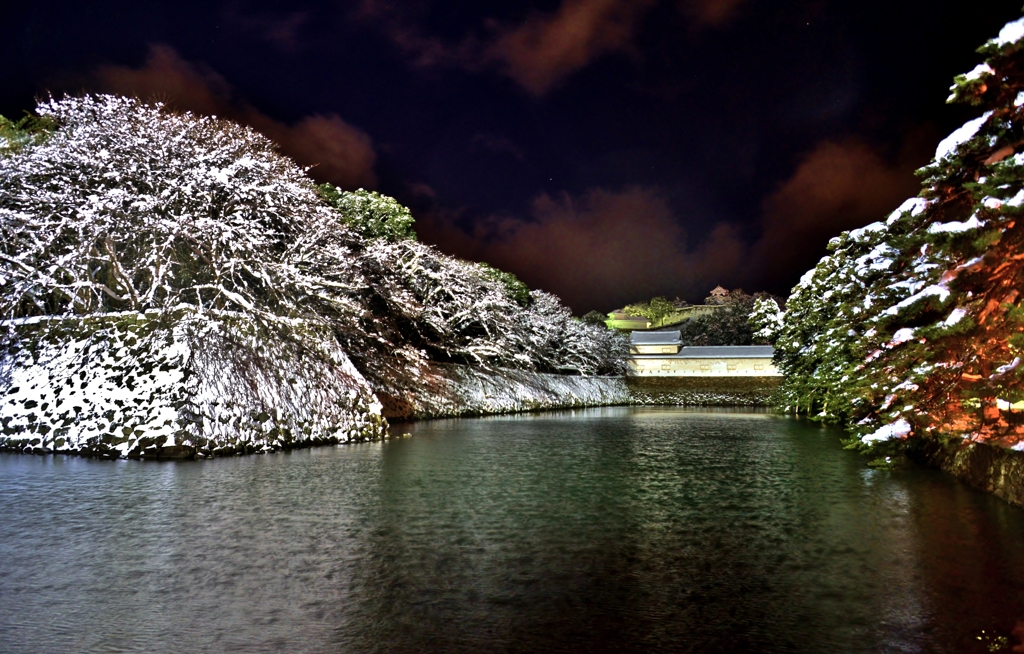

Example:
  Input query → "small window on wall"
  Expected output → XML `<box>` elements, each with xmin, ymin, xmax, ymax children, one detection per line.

<box><xmin>699</xmin><ymin>363</ymin><xmax>711</xmax><ymax>371</ymax></box>
<box><xmin>727</xmin><ymin>363</ymin><xmax>738</xmax><ymax>371</ymax></box>
<box><xmin>661</xmin><ymin>363</ymin><xmax>670</xmax><ymax>371</ymax></box>
<box><xmin>754</xmin><ymin>363</ymin><xmax>764</xmax><ymax>371</ymax></box>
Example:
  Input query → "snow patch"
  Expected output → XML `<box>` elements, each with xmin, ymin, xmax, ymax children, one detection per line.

<box><xmin>848</xmin><ymin>221</ymin><xmax>886</xmax><ymax>240</ymax></box>
<box><xmin>884</xmin><ymin>284</ymin><xmax>950</xmax><ymax>317</ymax></box>
<box><xmin>862</xmin><ymin>419</ymin><xmax>912</xmax><ymax>444</ymax></box>
<box><xmin>889</xmin><ymin>328</ymin><xmax>916</xmax><ymax>346</ymax></box>
<box><xmin>943</xmin><ymin>308</ymin><xmax>967</xmax><ymax>327</ymax></box>
<box><xmin>886</xmin><ymin>197</ymin><xmax>930</xmax><ymax>225</ymax></box>
<box><xmin>934</xmin><ymin>112</ymin><xmax>992</xmax><ymax>161</ymax></box>
<box><xmin>928</xmin><ymin>214</ymin><xmax>983</xmax><ymax>233</ymax></box>
<box><xmin>0</xmin><ymin>310</ymin><xmax>387</xmax><ymax>457</ymax></box>
<box><xmin>993</xmin><ymin>357</ymin><xmax>1021</xmax><ymax>378</ymax></box>
<box><xmin>964</xmin><ymin>63</ymin><xmax>995</xmax><ymax>81</ymax></box>
<box><xmin>994</xmin><ymin>17</ymin><xmax>1024</xmax><ymax>46</ymax></box>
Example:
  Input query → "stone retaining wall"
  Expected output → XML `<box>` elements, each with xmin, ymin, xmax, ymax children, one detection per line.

<box><xmin>376</xmin><ymin>368</ymin><xmax>782</xmax><ymax>420</ymax></box>
<box><xmin>627</xmin><ymin>376</ymin><xmax>782</xmax><ymax>406</ymax></box>
<box><xmin>376</xmin><ymin>364</ymin><xmax>631</xmax><ymax>420</ymax></box>
<box><xmin>0</xmin><ymin>311</ymin><xmax>386</xmax><ymax>460</ymax></box>
<box><xmin>906</xmin><ymin>438</ymin><xmax>1024</xmax><ymax>509</ymax></box>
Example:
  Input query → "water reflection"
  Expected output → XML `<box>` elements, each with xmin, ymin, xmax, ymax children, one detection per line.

<box><xmin>1</xmin><ymin>408</ymin><xmax>1023</xmax><ymax>653</ymax></box>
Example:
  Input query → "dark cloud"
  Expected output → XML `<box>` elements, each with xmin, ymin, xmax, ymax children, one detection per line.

<box><xmin>357</xmin><ymin>0</ymin><xmax>660</xmax><ymax>95</ymax></box>
<box><xmin>418</xmin><ymin>131</ymin><xmax>932</xmax><ymax>312</ymax></box>
<box><xmin>406</xmin><ymin>181</ymin><xmax>438</xmax><ymax>199</ymax></box>
<box><xmin>471</xmin><ymin>133</ymin><xmax>526</xmax><ymax>161</ymax></box>
<box><xmin>94</xmin><ymin>45</ymin><xmax>377</xmax><ymax>189</ymax></box>
<box><xmin>417</xmin><ymin>186</ymin><xmax>745</xmax><ymax>312</ymax></box>
<box><xmin>749</xmin><ymin>136</ymin><xmax>930</xmax><ymax>290</ymax></box>
<box><xmin>680</xmin><ymin>0</ymin><xmax>747</xmax><ymax>27</ymax></box>
<box><xmin>356</xmin><ymin>0</ymin><xmax>755</xmax><ymax>95</ymax></box>
<box><xmin>355</xmin><ymin>0</ymin><xmax>478</xmax><ymax>69</ymax></box>
<box><xmin>484</xmin><ymin>0</ymin><xmax>658</xmax><ymax>95</ymax></box>
<box><xmin>222</xmin><ymin>3</ymin><xmax>309</xmax><ymax>53</ymax></box>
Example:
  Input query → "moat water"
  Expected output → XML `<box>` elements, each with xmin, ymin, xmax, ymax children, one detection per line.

<box><xmin>2</xmin><ymin>407</ymin><xmax>1024</xmax><ymax>653</ymax></box>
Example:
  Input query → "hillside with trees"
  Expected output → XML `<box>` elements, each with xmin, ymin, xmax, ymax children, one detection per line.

<box><xmin>752</xmin><ymin>17</ymin><xmax>1024</xmax><ymax>455</ymax></box>
<box><xmin>614</xmin><ymin>289</ymin><xmax>778</xmax><ymax>346</ymax></box>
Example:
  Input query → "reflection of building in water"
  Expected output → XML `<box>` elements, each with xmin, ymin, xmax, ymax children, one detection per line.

<box><xmin>629</xmin><ymin>331</ymin><xmax>779</xmax><ymax>377</ymax></box>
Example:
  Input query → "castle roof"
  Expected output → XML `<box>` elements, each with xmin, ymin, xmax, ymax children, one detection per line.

<box><xmin>629</xmin><ymin>330</ymin><xmax>682</xmax><ymax>345</ymax></box>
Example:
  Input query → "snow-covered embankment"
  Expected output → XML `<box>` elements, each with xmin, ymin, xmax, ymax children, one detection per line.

<box><xmin>0</xmin><ymin>309</ymin><xmax>386</xmax><ymax>458</ymax></box>
<box><xmin>375</xmin><ymin>363</ymin><xmax>630</xmax><ymax>420</ymax></box>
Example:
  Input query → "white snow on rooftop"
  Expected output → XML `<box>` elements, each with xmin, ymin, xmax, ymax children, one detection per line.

<box><xmin>677</xmin><ymin>345</ymin><xmax>775</xmax><ymax>359</ymax></box>
<box><xmin>630</xmin><ymin>330</ymin><xmax>682</xmax><ymax>344</ymax></box>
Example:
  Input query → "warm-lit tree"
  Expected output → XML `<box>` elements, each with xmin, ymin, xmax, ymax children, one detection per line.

<box><xmin>767</xmin><ymin>16</ymin><xmax>1024</xmax><ymax>450</ymax></box>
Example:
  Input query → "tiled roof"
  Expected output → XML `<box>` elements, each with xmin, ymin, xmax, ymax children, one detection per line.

<box><xmin>629</xmin><ymin>330</ymin><xmax>682</xmax><ymax>344</ymax></box>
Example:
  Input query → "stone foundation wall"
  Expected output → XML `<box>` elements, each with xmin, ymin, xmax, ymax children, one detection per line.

<box><xmin>376</xmin><ymin>364</ymin><xmax>631</xmax><ymax>420</ymax></box>
<box><xmin>376</xmin><ymin>368</ymin><xmax>782</xmax><ymax>421</ymax></box>
<box><xmin>627</xmin><ymin>376</ymin><xmax>782</xmax><ymax>407</ymax></box>
<box><xmin>906</xmin><ymin>438</ymin><xmax>1024</xmax><ymax>509</ymax></box>
<box><xmin>0</xmin><ymin>311</ymin><xmax>387</xmax><ymax>460</ymax></box>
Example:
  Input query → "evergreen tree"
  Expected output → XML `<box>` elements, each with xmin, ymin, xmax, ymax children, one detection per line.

<box><xmin>769</xmin><ymin>17</ymin><xmax>1024</xmax><ymax>450</ymax></box>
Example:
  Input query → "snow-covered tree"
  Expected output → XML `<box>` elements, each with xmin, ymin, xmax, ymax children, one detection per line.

<box><xmin>0</xmin><ymin>94</ymin><xmax>626</xmax><ymax>386</ymax></box>
<box><xmin>0</xmin><ymin>95</ymin><xmax>330</xmax><ymax>319</ymax></box>
<box><xmin>0</xmin><ymin>94</ymin><xmax>629</xmax><ymax>457</ymax></box>
<box><xmin>770</xmin><ymin>17</ymin><xmax>1024</xmax><ymax>451</ymax></box>
<box><xmin>749</xmin><ymin>296</ymin><xmax>784</xmax><ymax>344</ymax></box>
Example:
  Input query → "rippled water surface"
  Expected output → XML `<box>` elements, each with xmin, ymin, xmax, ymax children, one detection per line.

<box><xmin>3</xmin><ymin>407</ymin><xmax>1024</xmax><ymax>653</ymax></box>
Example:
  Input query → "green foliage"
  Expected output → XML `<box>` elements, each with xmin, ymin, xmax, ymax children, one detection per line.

<box><xmin>580</xmin><ymin>310</ymin><xmax>609</xmax><ymax>327</ymax></box>
<box><xmin>477</xmin><ymin>262</ymin><xmax>531</xmax><ymax>307</ymax></box>
<box><xmin>623</xmin><ymin>296</ymin><xmax>675</xmax><ymax>327</ymax></box>
<box><xmin>316</xmin><ymin>184</ymin><xmax>416</xmax><ymax>242</ymax></box>
<box><xmin>0</xmin><ymin>112</ymin><xmax>57</xmax><ymax>156</ymax></box>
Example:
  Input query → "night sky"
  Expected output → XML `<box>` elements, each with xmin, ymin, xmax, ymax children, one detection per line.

<box><xmin>2</xmin><ymin>1</ymin><xmax>1021</xmax><ymax>313</ymax></box>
